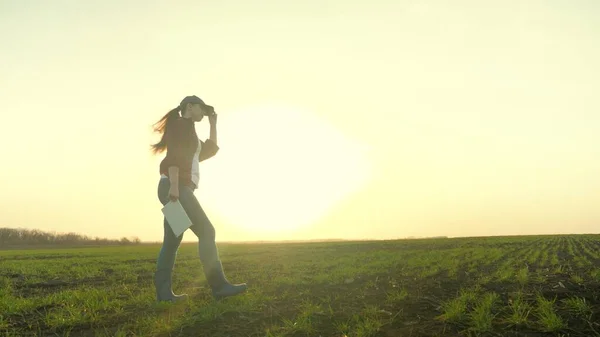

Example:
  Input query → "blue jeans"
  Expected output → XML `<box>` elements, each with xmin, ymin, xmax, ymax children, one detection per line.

<box><xmin>156</xmin><ymin>176</ymin><xmax>220</xmax><ymax>277</ymax></box>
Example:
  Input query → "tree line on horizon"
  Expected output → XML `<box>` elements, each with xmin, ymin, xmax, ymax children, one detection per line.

<box><xmin>0</xmin><ymin>227</ymin><xmax>142</xmax><ymax>247</ymax></box>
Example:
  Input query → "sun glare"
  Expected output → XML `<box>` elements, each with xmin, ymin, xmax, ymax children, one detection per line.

<box><xmin>199</xmin><ymin>104</ymin><xmax>372</xmax><ymax>235</ymax></box>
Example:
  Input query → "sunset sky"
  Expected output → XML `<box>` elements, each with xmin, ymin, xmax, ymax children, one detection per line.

<box><xmin>1</xmin><ymin>0</ymin><xmax>599</xmax><ymax>242</ymax></box>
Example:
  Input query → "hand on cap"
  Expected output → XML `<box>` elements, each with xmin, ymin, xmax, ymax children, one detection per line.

<box><xmin>209</xmin><ymin>113</ymin><xmax>217</xmax><ymax>125</ymax></box>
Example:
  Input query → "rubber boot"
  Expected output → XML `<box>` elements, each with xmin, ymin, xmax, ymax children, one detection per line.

<box><xmin>205</xmin><ymin>260</ymin><xmax>247</xmax><ymax>300</ymax></box>
<box><xmin>154</xmin><ymin>268</ymin><xmax>189</xmax><ymax>303</ymax></box>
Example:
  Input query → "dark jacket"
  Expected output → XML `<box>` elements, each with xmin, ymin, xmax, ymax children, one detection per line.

<box><xmin>159</xmin><ymin>117</ymin><xmax>219</xmax><ymax>188</ymax></box>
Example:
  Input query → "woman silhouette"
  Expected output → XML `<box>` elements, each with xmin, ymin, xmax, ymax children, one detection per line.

<box><xmin>150</xmin><ymin>95</ymin><xmax>247</xmax><ymax>302</ymax></box>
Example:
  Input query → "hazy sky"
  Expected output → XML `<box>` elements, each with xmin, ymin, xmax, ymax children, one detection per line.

<box><xmin>1</xmin><ymin>0</ymin><xmax>599</xmax><ymax>242</ymax></box>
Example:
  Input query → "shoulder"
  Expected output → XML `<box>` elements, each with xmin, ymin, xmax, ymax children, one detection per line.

<box><xmin>168</xmin><ymin>117</ymin><xmax>193</xmax><ymax>131</ymax></box>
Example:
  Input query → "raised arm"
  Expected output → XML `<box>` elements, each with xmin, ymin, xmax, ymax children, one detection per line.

<box><xmin>199</xmin><ymin>114</ymin><xmax>219</xmax><ymax>162</ymax></box>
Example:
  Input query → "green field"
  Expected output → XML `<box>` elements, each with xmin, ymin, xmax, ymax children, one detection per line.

<box><xmin>2</xmin><ymin>235</ymin><xmax>600</xmax><ymax>336</ymax></box>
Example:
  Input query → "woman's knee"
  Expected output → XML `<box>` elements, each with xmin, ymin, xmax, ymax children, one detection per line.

<box><xmin>205</xmin><ymin>225</ymin><xmax>216</xmax><ymax>241</ymax></box>
<box><xmin>190</xmin><ymin>222</ymin><xmax>215</xmax><ymax>242</ymax></box>
<box><xmin>163</xmin><ymin>233</ymin><xmax>183</xmax><ymax>249</ymax></box>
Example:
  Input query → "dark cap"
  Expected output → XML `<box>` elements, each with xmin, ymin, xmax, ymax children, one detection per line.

<box><xmin>179</xmin><ymin>95</ymin><xmax>206</xmax><ymax>108</ymax></box>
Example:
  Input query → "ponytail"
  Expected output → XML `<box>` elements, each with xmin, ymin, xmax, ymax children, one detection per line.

<box><xmin>150</xmin><ymin>106</ymin><xmax>181</xmax><ymax>154</ymax></box>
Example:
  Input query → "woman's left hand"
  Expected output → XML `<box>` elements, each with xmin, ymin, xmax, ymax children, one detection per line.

<box><xmin>208</xmin><ymin>113</ymin><xmax>217</xmax><ymax>125</ymax></box>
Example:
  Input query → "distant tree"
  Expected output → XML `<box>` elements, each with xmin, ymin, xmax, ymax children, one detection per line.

<box><xmin>0</xmin><ymin>227</ymin><xmax>144</xmax><ymax>248</ymax></box>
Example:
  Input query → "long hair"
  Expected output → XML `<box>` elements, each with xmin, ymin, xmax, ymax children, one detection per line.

<box><xmin>150</xmin><ymin>106</ymin><xmax>181</xmax><ymax>154</ymax></box>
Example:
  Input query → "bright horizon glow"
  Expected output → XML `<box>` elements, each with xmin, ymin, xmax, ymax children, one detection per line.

<box><xmin>200</xmin><ymin>104</ymin><xmax>372</xmax><ymax>235</ymax></box>
<box><xmin>1</xmin><ymin>1</ymin><xmax>599</xmax><ymax>242</ymax></box>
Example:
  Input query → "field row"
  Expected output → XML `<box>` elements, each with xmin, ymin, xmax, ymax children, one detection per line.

<box><xmin>1</xmin><ymin>235</ymin><xmax>600</xmax><ymax>336</ymax></box>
